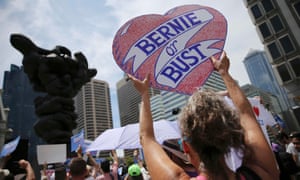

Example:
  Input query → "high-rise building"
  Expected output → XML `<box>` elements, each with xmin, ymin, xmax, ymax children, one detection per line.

<box><xmin>151</xmin><ymin>71</ymin><xmax>227</xmax><ymax>122</ymax></box>
<box><xmin>157</xmin><ymin>91</ymin><xmax>189</xmax><ymax>122</ymax></box>
<box><xmin>116</xmin><ymin>75</ymin><xmax>160</xmax><ymax>157</ymax></box>
<box><xmin>2</xmin><ymin>64</ymin><xmax>45</xmax><ymax>176</ymax></box>
<box><xmin>243</xmin><ymin>50</ymin><xmax>290</xmax><ymax>112</ymax></box>
<box><xmin>116</xmin><ymin>75</ymin><xmax>160</xmax><ymax>127</ymax></box>
<box><xmin>149</xmin><ymin>94</ymin><xmax>166</xmax><ymax>121</ymax></box>
<box><xmin>244</xmin><ymin>0</ymin><xmax>300</xmax><ymax>129</ymax></box>
<box><xmin>0</xmin><ymin>89</ymin><xmax>10</xmax><ymax>155</ymax></box>
<box><xmin>241</xmin><ymin>84</ymin><xmax>281</xmax><ymax>113</ymax></box>
<box><xmin>74</xmin><ymin>79</ymin><xmax>113</xmax><ymax>141</ymax></box>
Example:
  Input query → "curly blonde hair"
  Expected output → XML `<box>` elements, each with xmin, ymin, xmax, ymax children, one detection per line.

<box><xmin>179</xmin><ymin>89</ymin><xmax>250</xmax><ymax>176</ymax></box>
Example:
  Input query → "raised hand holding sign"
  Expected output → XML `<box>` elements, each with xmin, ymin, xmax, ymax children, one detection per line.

<box><xmin>113</xmin><ymin>4</ymin><xmax>227</xmax><ymax>94</ymax></box>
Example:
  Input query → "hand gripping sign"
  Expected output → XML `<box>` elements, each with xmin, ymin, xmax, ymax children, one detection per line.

<box><xmin>112</xmin><ymin>4</ymin><xmax>227</xmax><ymax>95</ymax></box>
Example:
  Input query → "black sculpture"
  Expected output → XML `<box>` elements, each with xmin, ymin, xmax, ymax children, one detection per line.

<box><xmin>10</xmin><ymin>34</ymin><xmax>97</xmax><ymax>144</ymax></box>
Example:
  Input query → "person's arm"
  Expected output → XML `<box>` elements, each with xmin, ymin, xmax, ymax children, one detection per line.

<box><xmin>19</xmin><ymin>159</ymin><xmax>36</xmax><ymax>180</ymax></box>
<box><xmin>40</xmin><ymin>162</ymin><xmax>48</xmax><ymax>180</ymax></box>
<box><xmin>76</xmin><ymin>145</ymin><xmax>83</xmax><ymax>158</ymax></box>
<box><xmin>211</xmin><ymin>51</ymin><xmax>279</xmax><ymax>180</ymax></box>
<box><xmin>128</xmin><ymin>74</ymin><xmax>190</xmax><ymax>180</ymax></box>
<box><xmin>86</xmin><ymin>151</ymin><xmax>100</xmax><ymax>178</ymax></box>
<box><xmin>111</xmin><ymin>150</ymin><xmax>120</xmax><ymax>179</ymax></box>
<box><xmin>111</xmin><ymin>150</ymin><xmax>118</xmax><ymax>165</ymax></box>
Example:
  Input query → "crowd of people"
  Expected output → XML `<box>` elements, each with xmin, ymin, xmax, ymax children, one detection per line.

<box><xmin>0</xmin><ymin>146</ymin><xmax>152</xmax><ymax>180</ymax></box>
<box><xmin>0</xmin><ymin>52</ymin><xmax>300</xmax><ymax>180</ymax></box>
<box><xmin>271</xmin><ymin>130</ymin><xmax>300</xmax><ymax>179</ymax></box>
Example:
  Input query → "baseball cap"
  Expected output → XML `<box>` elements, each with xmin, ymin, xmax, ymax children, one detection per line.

<box><xmin>128</xmin><ymin>164</ymin><xmax>141</xmax><ymax>176</ymax></box>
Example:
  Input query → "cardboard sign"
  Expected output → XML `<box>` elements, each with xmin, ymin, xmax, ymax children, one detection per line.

<box><xmin>225</xmin><ymin>97</ymin><xmax>276</xmax><ymax>145</ymax></box>
<box><xmin>113</xmin><ymin>4</ymin><xmax>227</xmax><ymax>94</ymax></box>
<box><xmin>37</xmin><ymin>144</ymin><xmax>66</xmax><ymax>164</ymax></box>
<box><xmin>0</xmin><ymin>136</ymin><xmax>20</xmax><ymax>157</ymax></box>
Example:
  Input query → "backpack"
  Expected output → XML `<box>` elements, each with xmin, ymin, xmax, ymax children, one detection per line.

<box><xmin>275</xmin><ymin>151</ymin><xmax>300</xmax><ymax>175</ymax></box>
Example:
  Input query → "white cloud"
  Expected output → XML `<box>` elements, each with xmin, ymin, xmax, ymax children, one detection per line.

<box><xmin>0</xmin><ymin>0</ymin><xmax>265</xmax><ymax>125</ymax></box>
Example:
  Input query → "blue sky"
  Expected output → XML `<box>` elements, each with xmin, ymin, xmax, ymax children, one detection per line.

<box><xmin>0</xmin><ymin>0</ymin><xmax>264</xmax><ymax>128</ymax></box>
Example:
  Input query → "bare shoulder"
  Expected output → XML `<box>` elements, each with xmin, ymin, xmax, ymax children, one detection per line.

<box><xmin>243</xmin><ymin>164</ymin><xmax>278</xmax><ymax>180</ymax></box>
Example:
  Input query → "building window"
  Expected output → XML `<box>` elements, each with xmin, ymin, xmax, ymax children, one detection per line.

<box><xmin>277</xmin><ymin>64</ymin><xmax>292</xmax><ymax>82</ymax></box>
<box><xmin>258</xmin><ymin>22</ymin><xmax>272</xmax><ymax>38</ymax></box>
<box><xmin>251</xmin><ymin>4</ymin><xmax>263</xmax><ymax>19</ymax></box>
<box><xmin>290</xmin><ymin>58</ymin><xmax>300</xmax><ymax>77</ymax></box>
<box><xmin>270</xmin><ymin>15</ymin><xmax>284</xmax><ymax>33</ymax></box>
<box><xmin>293</xmin><ymin>2</ymin><xmax>300</xmax><ymax>17</ymax></box>
<box><xmin>279</xmin><ymin>35</ymin><xmax>295</xmax><ymax>54</ymax></box>
<box><xmin>267</xmin><ymin>42</ymin><xmax>281</xmax><ymax>59</ymax></box>
<box><xmin>261</xmin><ymin>0</ymin><xmax>275</xmax><ymax>13</ymax></box>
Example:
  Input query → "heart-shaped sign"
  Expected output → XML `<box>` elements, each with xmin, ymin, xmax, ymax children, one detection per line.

<box><xmin>112</xmin><ymin>4</ymin><xmax>227</xmax><ymax>95</ymax></box>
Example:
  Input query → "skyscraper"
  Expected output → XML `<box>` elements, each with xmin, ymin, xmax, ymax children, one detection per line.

<box><xmin>116</xmin><ymin>75</ymin><xmax>160</xmax><ymax>127</ymax></box>
<box><xmin>203</xmin><ymin>71</ymin><xmax>227</xmax><ymax>92</ymax></box>
<box><xmin>151</xmin><ymin>71</ymin><xmax>227</xmax><ymax>122</ymax></box>
<box><xmin>2</xmin><ymin>64</ymin><xmax>45</xmax><ymax>175</ymax></box>
<box><xmin>244</xmin><ymin>0</ymin><xmax>300</xmax><ymax>129</ymax></box>
<box><xmin>149</xmin><ymin>94</ymin><xmax>166</xmax><ymax>121</ymax></box>
<box><xmin>241</xmin><ymin>84</ymin><xmax>281</xmax><ymax>113</ymax></box>
<box><xmin>116</xmin><ymin>75</ymin><xmax>160</xmax><ymax>157</ymax></box>
<box><xmin>243</xmin><ymin>49</ymin><xmax>290</xmax><ymax>112</ymax></box>
<box><xmin>158</xmin><ymin>91</ymin><xmax>189</xmax><ymax>122</ymax></box>
<box><xmin>74</xmin><ymin>79</ymin><xmax>113</xmax><ymax>140</ymax></box>
<box><xmin>0</xmin><ymin>89</ymin><xmax>9</xmax><ymax>151</ymax></box>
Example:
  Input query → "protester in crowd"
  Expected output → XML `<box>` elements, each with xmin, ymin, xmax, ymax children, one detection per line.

<box><xmin>128</xmin><ymin>51</ymin><xmax>279</xmax><ymax>179</ymax></box>
<box><xmin>86</xmin><ymin>151</ymin><xmax>101</xmax><ymax>179</ymax></box>
<box><xmin>68</xmin><ymin>157</ymin><xmax>89</xmax><ymax>180</ymax></box>
<box><xmin>286</xmin><ymin>132</ymin><xmax>300</xmax><ymax>180</ymax></box>
<box><xmin>96</xmin><ymin>150</ymin><xmax>118</xmax><ymax>180</ymax></box>
<box><xmin>272</xmin><ymin>131</ymin><xmax>290</xmax><ymax>153</ymax></box>
<box><xmin>137</xmin><ymin>160</ymin><xmax>150</xmax><ymax>180</ymax></box>
<box><xmin>40</xmin><ymin>162</ymin><xmax>48</xmax><ymax>180</ymax></box>
<box><xmin>18</xmin><ymin>159</ymin><xmax>36</xmax><ymax>180</ymax></box>
<box><xmin>74</xmin><ymin>145</ymin><xmax>100</xmax><ymax>179</ymax></box>
<box><xmin>269</xmin><ymin>131</ymin><xmax>297</xmax><ymax>180</ymax></box>
<box><xmin>124</xmin><ymin>164</ymin><xmax>144</xmax><ymax>180</ymax></box>
<box><xmin>133</xmin><ymin>150</ymin><xmax>140</xmax><ymax>164</ymax></box>
<box><xmin>287</xmin><ymin>132</ymin><xmax>300</xmax><ymax>166</ymax></box>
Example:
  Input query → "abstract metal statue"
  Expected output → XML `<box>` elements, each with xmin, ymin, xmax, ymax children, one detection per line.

<box><xmin>10</xmin><ymin>34</ymin><xmax>97</xmax><ymax>144</ymax></box>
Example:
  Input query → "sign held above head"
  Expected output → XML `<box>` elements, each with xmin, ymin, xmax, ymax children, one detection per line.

<box><xmin>112</xmin><ymin>4</ymin><xmax>227</xmax><ymax>95</ymax></box>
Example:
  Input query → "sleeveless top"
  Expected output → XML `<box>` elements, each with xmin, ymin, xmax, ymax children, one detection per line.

<box><xmin>235</xmin><ymin>166</ymin><xmax>262</xmax><ymax>180</ymax></box>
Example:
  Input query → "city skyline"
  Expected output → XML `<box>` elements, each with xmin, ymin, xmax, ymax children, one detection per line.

<box><xmin>244</xmin><ymin>0</ymin><xmax>300</xmax><ymax>130</ymax></box>
<box><xmin>0</xmin><ymin>0</ymin><xmax>264</xmax><ymax>127</ymax></box>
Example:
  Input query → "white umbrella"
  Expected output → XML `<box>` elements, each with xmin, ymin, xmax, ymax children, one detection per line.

<box><xmin>87</xmin><ymin>120</ymin><xmax>181</xmax><ymax>151</ymax></box>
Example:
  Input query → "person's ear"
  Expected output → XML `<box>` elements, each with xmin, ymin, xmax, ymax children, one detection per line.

<box><xmin>182</xmin><ymin>141</ymin><xmax>190</xmax><ymax>153</ymax></box>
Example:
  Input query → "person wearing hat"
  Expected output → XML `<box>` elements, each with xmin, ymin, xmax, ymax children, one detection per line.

<box><xmin>125</xmin><ymin>164</ymin><xmax>144</xmax><ymax>180</ymax></box>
